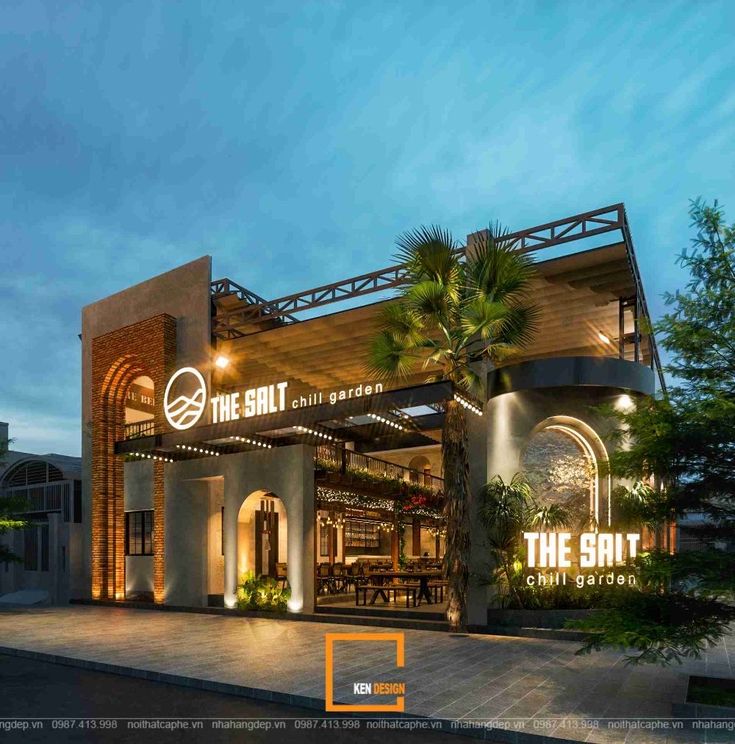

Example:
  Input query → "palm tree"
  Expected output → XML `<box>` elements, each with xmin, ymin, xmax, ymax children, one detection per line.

<box><xmin>367</xmin><ymin>225</ymin><xmax>539</xmax><ymax>631</ymax></box>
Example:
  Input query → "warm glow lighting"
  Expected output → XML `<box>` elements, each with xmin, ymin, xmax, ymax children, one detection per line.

<box><xmin>454</xmin><ymin>393</ymin><xmax>483</xmax><ymax>416</ymax></box>
<box><xmin>598</xmin><ymin>330</ymin><xmax>612</xmax><ymax>345</ymax></box>
<box><xmin>214</xmin><ymin>354</ymin><xmax>230</xmax><ymax>369</ymax></box>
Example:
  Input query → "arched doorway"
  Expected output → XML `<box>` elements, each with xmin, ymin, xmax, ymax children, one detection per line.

<box><xmin>408</xmin><ymin>455</ymin><xmax>432</xmax><ymax>486</ymax></box>
<box><xmin>521</xmin><ymin>416</ymin><xmax>610</xmax><ymax>530</ymax></box>
<box><xmin>236</xmin><ymin>491</ymin><xmax>288</xmax><ymax>581</ymax></box>
<box><xmin>124</xmin><ymin>375</ymin><xmax>155</xmax><ymax>437</ymax></box>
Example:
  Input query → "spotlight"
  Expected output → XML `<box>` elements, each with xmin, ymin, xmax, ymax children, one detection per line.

<box><xmin>598</xmin><ymin>330</ymin><xmax>612</xmax><ymax>345</ymax></box>
<box><xmin>214</xmin><ymin>355</ymin><xmax>230</xmax><ymax>369</ymax></box>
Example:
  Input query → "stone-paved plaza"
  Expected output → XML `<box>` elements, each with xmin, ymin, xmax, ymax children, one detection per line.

<box><xmin>0</xmin><ymin>606</ymin><xmax>732</xmax><ymax>743</ymax></box>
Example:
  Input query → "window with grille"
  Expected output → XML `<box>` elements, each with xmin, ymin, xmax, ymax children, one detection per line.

<box><xmin>319</xmin><ymin>523</ymin><xmax>329</xmax><ymax>556</ymax></box>
<box><xmin>344</xmin><ymin>521</ymin><xmax>380</xmax><ymax>549</ymax></box>
<box><xmin>125</xmin><ymin>511</ymin><xmax>154</xmax><ymax>556</ymax></box>
<box><xmin>4</xmin><ymin>461</ymin><xmax>63</xmax><ymax>487</ymax></box>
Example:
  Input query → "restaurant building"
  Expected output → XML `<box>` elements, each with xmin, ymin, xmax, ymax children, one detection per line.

<box><xmin>80</xmin><ymin>204</ymin><xmax>663</xmax><ymax>625</ymax></box>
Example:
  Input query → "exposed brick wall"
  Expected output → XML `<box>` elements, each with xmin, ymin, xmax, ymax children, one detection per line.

<box><xmin>91</xmin><ymin>314</ymin><xmax>177</xmax><ymax>601</ymax></box>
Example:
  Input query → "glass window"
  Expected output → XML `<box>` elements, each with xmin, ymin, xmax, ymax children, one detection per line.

<box><xmin>344</xmin><ymin>521</ymin><xmax>380</xmax><ymax>549</ymax></box>
<box><xmin>319</xmin><ymin>523</ymin><xmax>329</xmax><ymax>557</ymax></box>
<box><xmin>125</xmin><ymin>510</ymin><xmax>154</xmax><ymax>556</ymax></box>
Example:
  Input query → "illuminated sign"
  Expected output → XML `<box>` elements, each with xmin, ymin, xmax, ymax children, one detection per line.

<box><xmin>211</xmin><ymin>382</ymin><xmax>288</xmax><ymax>423</ymax></box>
<box><xmin>523</xmin><ymin>532</ymin><xmax>640</xmax><ymax>568</ymax></box>
<box><xmin>164</xmin><ymin>367</ymin><xmax>207</xmax><ymax>431</ymax></box>
<box><xmin>163</xmin><ymin>367</ymin><xmax>386</xmax><ymax>430</ymax></box>
<box><xmin>522</xmin><ymin>531</ymin><xmax>641</xmax><ymax>588</ymax></box>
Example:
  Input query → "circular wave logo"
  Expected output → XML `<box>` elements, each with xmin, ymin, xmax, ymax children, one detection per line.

<box><xmin>164</xmin><ymin>367</ymin><xmax>207</xmax><ymax>431</ymax></box>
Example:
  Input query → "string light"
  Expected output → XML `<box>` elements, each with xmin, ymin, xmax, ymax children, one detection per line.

<box><xmin>294</xmin><ymin>425</ymin><xmax>335</xmax><ymax>441</ymax></box>
<box><xmin>454</xmin><ymin>392</ymin><xmax>483</xmax><ymax>416</ymax></box>
<box><xmin>229</xmin><ymin>435</ymin><xmax>272</xmax><ymax>449</ymax></box>
<box><xmin>175</xmin><ymin>444</ymin><xmax>222</xmax><ymax>456</ymax></box>
<box><xmin>129</xmin><ymin>452</ymin><xmax>173</xmax><ymax>463</ymax></box>
<box><xmin>367</xmin><ymin>413</ymin><xmax>405</xmax><ymax>431</ymax></box>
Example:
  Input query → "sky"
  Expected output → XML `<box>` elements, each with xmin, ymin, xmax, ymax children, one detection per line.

<box><xmin>1</xmin><ymin>1</ymin><xmax>734</xmax><ymax>456</ymax></box>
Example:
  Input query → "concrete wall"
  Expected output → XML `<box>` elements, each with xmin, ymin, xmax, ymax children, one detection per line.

<box><xmin>0</xmin><ymin>514</ymin><xmax>77</xmax><ymax>604</ymax></box>
<box><xmin>466</xmin><ymin>383</ymin><xmax>642</xmax><ymax>625</ymax></box>
<box><xmin>81</xmin><ymin>256</ymin><xmax>212</xmax><ymax>598</ymax></box>
<box><xmin>162</xmin><ymin>444</ymin><xmax>315</xmax><ymax>611</ymax></box>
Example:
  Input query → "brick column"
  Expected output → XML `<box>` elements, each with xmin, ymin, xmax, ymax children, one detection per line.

<box><xmin>91</xmin><ymin>314</ymin><xmax>177</xmax><ymax>601</ymax></box>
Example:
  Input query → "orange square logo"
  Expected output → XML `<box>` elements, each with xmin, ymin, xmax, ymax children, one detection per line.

<box><xmin>324</xmin><ymin>632</ymin><xmax>405</xmax><ymax>712</ymax></box>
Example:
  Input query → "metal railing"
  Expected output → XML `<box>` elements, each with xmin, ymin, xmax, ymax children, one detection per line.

<box><xmin>124</xmin><ymin>420</ymin><xmax>156</xmax><ymax>440</ymax></box>
<box><xmin>314</xmin><ymin>444</ymin><xmax>444</xmax><ymax>495</ymax></box>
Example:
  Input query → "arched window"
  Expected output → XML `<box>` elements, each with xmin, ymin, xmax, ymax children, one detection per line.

<box><xmin>521</xmin><ymin>417</ymin><xmax>609</xmax><ymax>529</ymax></box>
<box><xmin>2</xmin><ymin>460</ymin><xmax>64</xmax><ymax>487</ymax></box>
<box><xmin>408</xmin><ymin>455</ymin><xmax>431</xmax><ymax>486</ymax></box>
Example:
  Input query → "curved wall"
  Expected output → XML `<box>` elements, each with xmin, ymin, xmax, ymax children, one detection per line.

<box><xmin>488</xmin><ymin>356</ymin><xmax>655</xmax><ymax>399</ymax></box>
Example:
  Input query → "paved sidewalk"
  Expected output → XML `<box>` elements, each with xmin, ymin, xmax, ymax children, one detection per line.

<box><xmin>0</xmin><ymin>606</ymin><xmax>731</xmax><ymax>743</ymax></box>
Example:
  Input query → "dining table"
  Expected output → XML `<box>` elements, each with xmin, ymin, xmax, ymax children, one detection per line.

<box><xmin>367</xmin><ymin>570</ymin><xmax>443</xmax><ymax>605</ymax></box>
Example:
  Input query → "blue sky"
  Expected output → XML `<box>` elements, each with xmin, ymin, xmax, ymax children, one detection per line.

<box><xmin>2</xmin><ymin>1</ymin><xmax>734</xmax><ymax>455</ymax></box>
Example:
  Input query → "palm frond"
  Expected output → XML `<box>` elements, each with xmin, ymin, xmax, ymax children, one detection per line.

<box><xmin>455</xmin><ymin>365</ymin><xmax>483</xmax><ymax>394</ymax></box>
<box><xmin>461</xmin><ymin>298</ymin><xmax>509</xmax><ymax>340</ymax></box>
<box><xmin>395</xmin><ymin>225</ymin><xmax>462</xmax><ymax>296</ymax></box>
<box><xmin>467</xmin><ymin>225</ymin><xmax>537</xmax><ymax>303</ymax></box>
<box><xmin>405</xmin><ymin>280</ymin><xmax>453</xmax><ymax>323</ymax></box>
<box><xmin>365</xmin><ymin>331</ymin><xmax>417</xmax><ymax>381</ymax></box>
<box><xmin>497</xmin><ymin>303</ymin><xmax>541</xmax><ymax>349</ymax></box>
<box><xmin>377</xmin><ymin>302</ymin><xmax>425</xmax><ymax>346</ymax></box>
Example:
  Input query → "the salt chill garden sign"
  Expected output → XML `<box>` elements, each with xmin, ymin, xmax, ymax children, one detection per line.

<box><xmin>163</xmin><ymin>366</ymin><xmax>385</xmax><ymax>431</ymax></box>
<box><xmin>523</xmin><ymin>531</ymin><xmax>641</xmax><ymax>588</ymax></box>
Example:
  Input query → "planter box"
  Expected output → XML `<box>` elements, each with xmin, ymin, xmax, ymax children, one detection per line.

<box><xmin>486</xmin><ymin>607</ymin><xmax>598</xmax><ymax>629</ymax></box>
<box><xmin>672</xmin><ymin>676</ymin><xmax>735</xmax><ymax>719</ymax></box>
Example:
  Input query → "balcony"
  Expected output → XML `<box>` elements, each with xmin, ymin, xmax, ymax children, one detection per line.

<box><xmin>124</xmin><ymin>420</ymin><xmax>155</xmax><ymax>440</ymax></box>
<box><xmin>314</xmin><ymin>444</ymin><xmax>444</xmax><ymax>514</ymax></box>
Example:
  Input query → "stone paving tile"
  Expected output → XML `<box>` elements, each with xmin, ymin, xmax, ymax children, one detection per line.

<box><xmin>0</xmin><ymin>606</ymin><xmax>731</xmax><ymax>744</ymax></box>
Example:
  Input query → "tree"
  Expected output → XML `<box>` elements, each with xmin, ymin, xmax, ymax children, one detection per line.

<box><xmin>571</xmin><ymin>199</ymin><xmax>735</xmax><ymax>663</ymax></box>
<box><xmin>0</xmin><ymin>436</ymin><xmax>26</xmax><ymax>565</ymax></box>
<box><xmin>367</xmin><ymin>225</ymin><xmax>539</xmax><ymax>631</ymax></box>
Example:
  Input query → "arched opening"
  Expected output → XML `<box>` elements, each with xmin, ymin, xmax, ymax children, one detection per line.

<box><xmin>408</xmin><ymin>455</ymin><xmax>432</xmax><ymax>486</ymax></box>
<box><xmin>236</xmin><ymin>491</ymin><xmax>288</xmax><ymax>582</ymax></box>
<box><xmin>124</xmin><ymin>374</ymin><xmax>155</xmax><ymax>438</ymax></box>
<box><xmin>521</xmin><ymin>416</ymin><xmax>610</xmax><ymax>530</ymax></box>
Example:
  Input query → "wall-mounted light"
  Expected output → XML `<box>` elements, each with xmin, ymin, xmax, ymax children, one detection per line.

<box><xmin>214</xmin><ymin>354</ymin><xmax>230</xmax><ymax>369</ymax></box>
<box><xmin>597</xmin><ymin>330</ymin><xmax>612</xmax><ymax>345</ymax></box>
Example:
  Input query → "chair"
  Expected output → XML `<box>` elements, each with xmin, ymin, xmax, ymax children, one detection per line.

<box><xmin>332</xmin><ymin>562</ymin><xmax>346</xmax><ymax>593</ymax></box>
<box><xmin>316</xmin><ymin>563</ymin><xmax>334</xmax><ymax>595</ymax></box>
<box><xmin>344</xmin><ymin>561</ymin><xmax>365</xmax><ymax>592</ymax></box>
<box><xmin>275</xmin><ymin>562</ymin><xmax>288</xmax><ymax>589</ymax></box>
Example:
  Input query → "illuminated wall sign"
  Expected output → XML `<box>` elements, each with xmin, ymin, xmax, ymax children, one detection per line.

<box><xmin>290</xmin><ymin>383</ymin><xmax>383</xmax><ymax>409</ymax></box>
<box><xmin>163</xmin><ymin>366</ymin><xmax>386</xmax><ymax>430</ymax></box>
<box><xmin>522</xmin><ymin>531</ymin><xmax>641</xmax><ymax>588</ymax></box>
<box><xmin>523</xmin><ymin>532</ymin><xmax>641</xmax><ymax>568</ymax></box>
<box><xmin>164</xmin><ymin>367</ymin><xmax>207</xmax><ymax>431</ymax></box>
<box><xmin>211</xmin><ymin>382</ymin><xmax>289</xmax><ymax>424</ymax></box>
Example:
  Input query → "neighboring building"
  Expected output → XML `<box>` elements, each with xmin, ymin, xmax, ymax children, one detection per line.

<box><xmin>0</xmin><ymin>423</ymin><xmax>83</xmax><ymax>604</ymax></box>
<box><xmin>80</xmin><ymin>203</ymin><xmax>664</xmax><ymax>623</ymax></box>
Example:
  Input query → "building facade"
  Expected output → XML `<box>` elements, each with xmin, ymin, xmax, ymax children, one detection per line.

<box><xmin>0</xmin><ymin>423</ymin><xmax>84</xmax><ymax>604</ymax></box>
<box><xmin>80</xmin><ymin>204</ymin><xmax>663</xmax><ymax>624</ymax></box>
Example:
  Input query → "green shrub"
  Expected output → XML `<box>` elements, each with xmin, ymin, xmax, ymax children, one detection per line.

<box><xmin>236</xmin><ymin>571</ymin><xmax>290</xmax><ymax>612</ymax></box>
